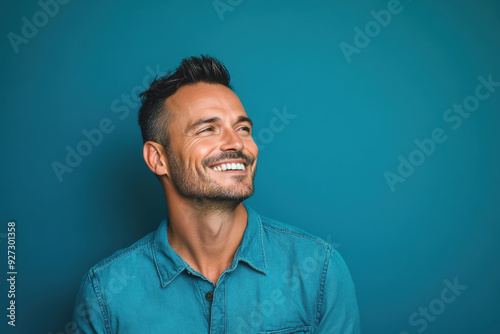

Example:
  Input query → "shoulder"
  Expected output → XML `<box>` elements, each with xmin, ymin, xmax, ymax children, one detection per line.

<box><xmin>87</xmin><ymin>230</ymin><xmax>156</xmax><ymax>275</ymax></box>
<box><xmin>259</xmin><ymin>213</ymin><xmax>332</xmax><ymax>250</ymax></box>
<box><xmin>257</xmin><ymin>213</ymin><xmax>339</xmax><ymax>270</ymax></box>
<box><xmin>73</xmin><ymin>231</ymin><xmax>158</xmax><ymax>328</ymax></box>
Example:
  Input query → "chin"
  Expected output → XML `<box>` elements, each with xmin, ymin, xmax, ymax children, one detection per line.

<box><xmin>216</xmin><ymin>187</ymin><xmax>254</xmax><ymax>202</ymax></box>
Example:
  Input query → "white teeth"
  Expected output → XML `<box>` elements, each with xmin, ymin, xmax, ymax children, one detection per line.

<box><xmin>212</xmin><ymin>162</ymin><xmax>246</xmax><ymax>171</ymax></box>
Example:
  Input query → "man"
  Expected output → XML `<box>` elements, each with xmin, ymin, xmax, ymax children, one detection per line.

<box><xmin>73</xmin><ymin>55</ymin><xmax>360</xmax><ymax>333</ymax></box>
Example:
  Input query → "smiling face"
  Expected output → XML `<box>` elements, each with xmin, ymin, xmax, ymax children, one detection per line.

<box><xmin>162</xmin><ymin>82</ymin><xmax>258</xmax><ymax>204</ymax></box>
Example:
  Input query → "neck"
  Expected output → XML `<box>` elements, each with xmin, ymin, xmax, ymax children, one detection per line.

<box><xmin>165</xmin><ymin>194</ymin><xmax>248</xmax><ymax>285</ymax></box>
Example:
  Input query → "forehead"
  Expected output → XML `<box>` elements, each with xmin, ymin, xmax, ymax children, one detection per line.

<box><xmin>165</xmin><ymin>82</ymin><xmax>248</xmax><ymax>127</ymax></box>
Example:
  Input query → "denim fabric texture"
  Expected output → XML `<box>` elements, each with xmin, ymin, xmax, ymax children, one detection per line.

<box><xmin>72</xmin><ymin>203</ymin><xmax>360</xmax><ymax>333</ymax></box>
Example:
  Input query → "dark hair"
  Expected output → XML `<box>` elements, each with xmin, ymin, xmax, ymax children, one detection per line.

<box><xmin>138</xmin><ymin>55</ymin><xmax>232</xmax><ymax>146</ymax></box>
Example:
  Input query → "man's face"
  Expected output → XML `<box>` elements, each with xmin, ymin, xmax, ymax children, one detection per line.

<box><xmin>162</xmin><ymin>82</ymin><xmax>258</xmax><ymax>203</ymax></box>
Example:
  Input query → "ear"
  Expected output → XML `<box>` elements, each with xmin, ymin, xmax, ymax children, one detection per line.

<box><xmin>143</xmin><ymin>141</ymin><xmax>170</xmax><ymax>177</ymax></box>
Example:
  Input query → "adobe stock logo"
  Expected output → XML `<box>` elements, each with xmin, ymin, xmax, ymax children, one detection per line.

<box><xmin>212</xmin><ymin>0</ymin><xmax>244</xmax><ymax>22</ymax></box>
<box><xmin>51</xmin><ymin>65</ymin><xmax>163</xmax><ymax>183</ymax></box>
<box><xmin>7</xmin><ymin>0</ymin><xmax>71</xmax><ymax>54</ymax></box>
<box><xmin>339</xmin><ymin>0</ymin><xmax>410</xmax><ymax>64</ymax></box>
<box><xmin>384</xmin><ymin>74</ymin><xmax>499</xmax><ymax>192</ymax></box>
<box><xmin>399</xmin><ymin>277</ymin><xmax>467</xmax><ymax>334</ymax></box>
<box><xmin>253</xmin><ymin>106</ymin><xmax>296</xmax><ymax>151</ymax></box>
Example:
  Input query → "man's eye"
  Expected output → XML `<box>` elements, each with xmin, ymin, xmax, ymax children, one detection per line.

<box><xmin>198</xmin><ymin>127</ymin><xmax>214</xmax><ymax>134</ymax></box>
<box><xmin>239</xmin><ymin>126</ymin><xmax>251</xmax><ymax>133</ymax></box>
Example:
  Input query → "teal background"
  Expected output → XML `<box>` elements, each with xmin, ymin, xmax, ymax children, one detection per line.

<box><xmin>1</xmin><ymin>0</ymin><xmax>499</xmax><ymax>333</ymax></box>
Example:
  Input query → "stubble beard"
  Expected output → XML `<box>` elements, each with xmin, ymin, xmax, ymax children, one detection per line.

<box><xmin>165</xmin><ymin>144</ymin><xmax>256</xmax><ymax>210</ymax></box>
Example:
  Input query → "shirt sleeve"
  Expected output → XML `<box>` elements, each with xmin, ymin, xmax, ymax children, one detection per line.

<box><xmin>315</xmin><ymin>247</ymin><xmax>361</xmax><ymax>333</ymax></box>
<box><xmin>72</xmin><ymin>271</ymin><xmax>110</xmax><ymax>334</ymax></box>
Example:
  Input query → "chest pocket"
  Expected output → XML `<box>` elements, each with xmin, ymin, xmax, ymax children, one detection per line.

<box><xmin>259</xmin><ymin>325</ymin><xmax>311</xmax><ymax>334</ymax></box>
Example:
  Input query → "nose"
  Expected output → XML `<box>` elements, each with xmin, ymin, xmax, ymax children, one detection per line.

<box><xmin>219</xmin><ymin>127</ymin><xmax>243</xmax><ymax>152</ymax></box>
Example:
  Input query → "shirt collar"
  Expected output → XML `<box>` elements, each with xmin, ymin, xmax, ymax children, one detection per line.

<box><xmin>153</xmin><ymin>202</ymin><xmax>267</xmax><ymax>288</ymax></box>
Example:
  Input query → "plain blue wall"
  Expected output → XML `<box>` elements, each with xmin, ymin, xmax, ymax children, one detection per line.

<box><xmin>1</xmin><ymin>0</ymin><xmax>499</xmax><ymax>333</ymax></box>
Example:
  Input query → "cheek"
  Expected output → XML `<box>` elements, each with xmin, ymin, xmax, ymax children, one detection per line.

<box><xmin>182</xmin><ymin>140</ymin><xmax>215</xmax><ymax>167</ymax></box>
<box><xmin>245</xmin><ymin>137</ymin><xmax>258</xmax><ymax>156</ymax></box>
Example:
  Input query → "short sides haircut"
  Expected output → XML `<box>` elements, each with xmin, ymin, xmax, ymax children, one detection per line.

<box><xmin>138</xmin><ymin>55</ymin><xmax>232</xmax><ymax>146</ymax></box>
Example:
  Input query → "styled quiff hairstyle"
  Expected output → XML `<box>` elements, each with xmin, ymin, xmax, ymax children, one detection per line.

<box><xmin>137</xmin><ymin>55</ymin><xmax>232</xmax><ymax>147</ymax></box>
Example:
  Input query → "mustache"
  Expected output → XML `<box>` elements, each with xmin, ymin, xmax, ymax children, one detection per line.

<box><xmin>203</xmin><ymin>151</ymin><xmax>254</xmax><ymax>167</ymax></box>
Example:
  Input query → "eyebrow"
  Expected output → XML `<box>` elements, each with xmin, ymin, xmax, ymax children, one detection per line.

<box><xmin>187</xmin><ymin>115</ymin><xmax>253</xmax><ymax>132</ymax></box>
<box><xmin>237</xmin><ymin>116</ymin><xmax>253</xmax><ymax>127</ymax></box>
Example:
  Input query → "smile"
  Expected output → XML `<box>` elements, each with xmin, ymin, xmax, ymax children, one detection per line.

<box><xmin>211</xmin><ymin>162</ymin><xmax>246</xmax><ymax>172</ymax></box>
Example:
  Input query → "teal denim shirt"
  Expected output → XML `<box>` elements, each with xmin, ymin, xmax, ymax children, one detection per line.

<box><xmin>72</xmin><ymin>204</ymin><xmax>360</xmax><ymax>333</ymax></box>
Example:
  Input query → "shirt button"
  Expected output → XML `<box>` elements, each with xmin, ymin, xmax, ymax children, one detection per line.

<box><xmin>205</xmin><ymin>291</ymin><xmax>214</xmax><ymax>301</ymax></box>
